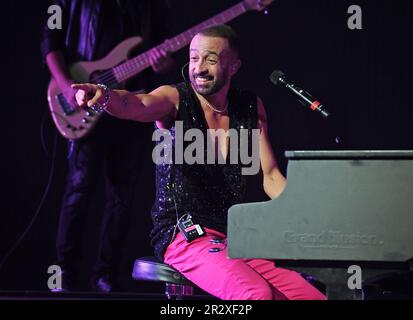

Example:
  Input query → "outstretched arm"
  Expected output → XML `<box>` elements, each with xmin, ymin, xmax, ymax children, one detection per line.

<box><xmin>257</xmin><ymin>97</ymin><xmax>287</xmax><ymax>199</ymax></box>
<box><xmin>72</xmin><ymin>84</ymin><xmax>179</xmax><ymax>123</ymax></box>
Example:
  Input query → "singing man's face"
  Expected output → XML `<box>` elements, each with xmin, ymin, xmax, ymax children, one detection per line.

<box><xmin>189</xmin><ymin>34</ymin><xmax>238</xmax><ymax>96</ymax></box>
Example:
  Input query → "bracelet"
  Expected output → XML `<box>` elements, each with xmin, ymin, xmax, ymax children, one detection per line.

<box><xmin>91</xmin><ymin>83</ymin><xmax>110</xmax><ymax>113</ymax></box>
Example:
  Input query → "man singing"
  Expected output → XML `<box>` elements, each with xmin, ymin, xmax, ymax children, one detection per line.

<box><xmin>72</xmin><ymin>25</ymin><xmax>326</xmax><ymax>300</ymax></box>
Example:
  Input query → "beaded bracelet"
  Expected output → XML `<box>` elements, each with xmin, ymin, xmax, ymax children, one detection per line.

<box><xmin>91</xmin><ymin>83</ymin><xmax>110</xmax><ymax>113</ymax></box>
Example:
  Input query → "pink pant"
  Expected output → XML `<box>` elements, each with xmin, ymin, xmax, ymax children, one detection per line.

<box><xmin>164</xmin><ymin>228</ymin><xmax>327</xmax><ymax>300</ymax></box>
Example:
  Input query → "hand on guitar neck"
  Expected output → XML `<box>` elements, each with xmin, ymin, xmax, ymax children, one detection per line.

<box><xmin>149</xmin><ymin>47</ymin><xmax>174</xmax><ymax>73</ymax></box>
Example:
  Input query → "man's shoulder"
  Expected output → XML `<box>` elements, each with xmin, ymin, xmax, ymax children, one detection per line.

<box><xmin>151</xmin><ymin>84</ymin><xmax>179</xmax><ymax>96</ymax></box>
<box><xmin>149</xmin><ymin>84</ymin><xmax>181</xmax><ymax>108</ymax></box>
<box><xmin>153</xmin><ymin>82</ymin><xmax>190</xmax><ymax>100</ymax></box>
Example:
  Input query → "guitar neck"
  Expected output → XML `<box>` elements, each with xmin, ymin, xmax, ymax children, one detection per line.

<box><xmin>113</xmin><ymin>2</ymin><xmax>248</xmax><ymax>83</ymax></box>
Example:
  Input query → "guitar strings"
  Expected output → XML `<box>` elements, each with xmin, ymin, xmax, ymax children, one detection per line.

<box><xmin>88</xmin><ymin>43</ymin><xmax>170</xmax><ymax>85</ymax></box>
<box><xmin>92</xmin><ymin>54</ymin><xmax>149</xmax><ymax>85</ymax></box>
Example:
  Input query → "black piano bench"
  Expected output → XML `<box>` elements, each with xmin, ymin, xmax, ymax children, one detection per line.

<box><xmin>132</xmin><ymin>257</ymin><xmax>195</xmax><ymax>300</ymax></box>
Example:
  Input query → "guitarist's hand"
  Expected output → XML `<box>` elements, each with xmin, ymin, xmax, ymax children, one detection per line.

<box><xmin>149</xmin><ymin>48</ymin><xmax>174</xmax><ymax>73</ymax></box>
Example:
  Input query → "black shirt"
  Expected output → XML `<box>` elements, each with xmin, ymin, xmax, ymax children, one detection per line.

<box><xmin>150</xmin><ymin>82</ymin><xmax>258</xmax><ymax>260</ymax></box>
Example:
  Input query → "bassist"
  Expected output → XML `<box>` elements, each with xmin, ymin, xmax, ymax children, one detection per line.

<box><xmin>41</xmin><ymin>0</ymin><xmax>174</xmax><ymax>292</ymax></box>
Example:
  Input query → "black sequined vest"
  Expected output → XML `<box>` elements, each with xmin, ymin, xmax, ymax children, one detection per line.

<box><xmin>150</xmin><ymin>82</ymin><xmax>258</xmax><ymax>260</ymax></box>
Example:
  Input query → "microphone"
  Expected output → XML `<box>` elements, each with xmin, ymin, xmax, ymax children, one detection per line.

<box><xmin>270</xmin><ymin>70</ymin><xmax>330</xmax><ymax>119</ymax></box>
<box><xmin>181</xmin><ymin>62</ymin><xmax>189</xmax><ymax>82</ymax></box>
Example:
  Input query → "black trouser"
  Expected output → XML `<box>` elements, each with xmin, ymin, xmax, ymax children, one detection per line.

<box><xmin>55</xmin><ymin>114</ymin><xmax>152</xmax><ymax>284</ymax></box>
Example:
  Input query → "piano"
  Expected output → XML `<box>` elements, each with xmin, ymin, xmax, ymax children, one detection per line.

<box><xmin>227</xmin><ymin>151</ymin><xmax>413</xmax><ymax>299</ymax></box>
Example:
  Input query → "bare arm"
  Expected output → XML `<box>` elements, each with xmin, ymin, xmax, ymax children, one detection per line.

<box><xmin>46</xmin><ymin>50</ymin><xmax>78</xmax><ymax>107</ymax></box>
<box><xmin>72</xmin><ymin>83</ymin><xmax>179</xmax><ymax>123</ymax></box>
<box><xmin>47</xmin><ymin>48</ymin><xmax>176</xmax><ymax>112</ymax></box>
<box><xmin>257</xmin><ymin>97</ymin><xmax>287</xmax><ymax>199</ymax></box>
<box><xmin>46</xmin><ymin>51</ymin><xmax>72</xmax><ymax>86</ymax></box>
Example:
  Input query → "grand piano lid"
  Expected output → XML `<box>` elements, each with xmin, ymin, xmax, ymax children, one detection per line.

<box><xmin>228</xmin><ymin>150</ymin><xmax>413</xmax><ymax>262</ymax></box>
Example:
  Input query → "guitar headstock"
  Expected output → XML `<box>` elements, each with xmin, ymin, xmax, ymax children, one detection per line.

<box><xmin>243</xmin><ymin>0</ymin><xmax>274</xmax><ymax>11</ymax></box>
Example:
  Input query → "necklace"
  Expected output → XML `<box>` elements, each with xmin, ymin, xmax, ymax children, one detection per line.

<box><xmin>197</xmin><ymin>93</ymin><xmax>228</xmax><ymax>114</ymax></box>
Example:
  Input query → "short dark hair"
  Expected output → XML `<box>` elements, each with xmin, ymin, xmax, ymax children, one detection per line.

<box><xmin>196</xmin><ymin>24</ymin><xmax>240</xmax><ymax>57</ymax></box>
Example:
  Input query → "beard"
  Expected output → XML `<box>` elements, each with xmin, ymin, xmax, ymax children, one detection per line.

<box><xmin>190</xmin><ymin>67</ymin><xmax>229</xmax><ymax>96</ymax></box>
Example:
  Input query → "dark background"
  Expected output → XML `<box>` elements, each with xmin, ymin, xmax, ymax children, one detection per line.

<box><xmin>1</xmin><ymin>0</ymin><xmax>412</xmax><ymax>293</ymax></box>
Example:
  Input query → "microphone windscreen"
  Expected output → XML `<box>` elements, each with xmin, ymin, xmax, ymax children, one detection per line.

<box><xmin>269</xmin><ymin>70</ymin><xmax>285</xmax><ymax>86</ymax></box>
